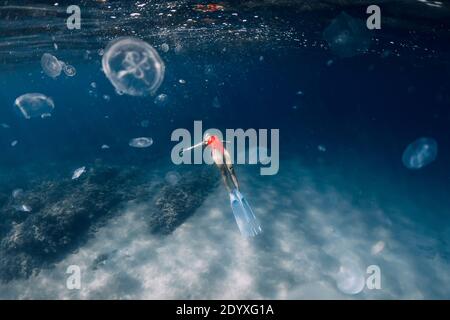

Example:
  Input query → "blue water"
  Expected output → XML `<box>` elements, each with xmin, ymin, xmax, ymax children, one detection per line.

<box><xmin>1</xmin><ymin>0</ymin><xmax>450</xmax><ymax>299</ymax></box>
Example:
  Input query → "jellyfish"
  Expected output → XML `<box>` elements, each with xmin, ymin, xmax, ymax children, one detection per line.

<box><xmin>160</xmin><ymin>43</ymin><xmax>170</xmax><ymax>53</ymax></box>
<box><xmin>12</xmin><ymin>188</ymin><xmax>24</xmax><ymax>198</ymax></box>
<box><xmin>102</xmin><ymin>37</ymin><xmax>165</xmax><ymax>96</ymax></box>
<box><xmin>165</xmin><ymin>171</ymin><xmax>181</xmax><ymax>186</ymax></box>
<box><xmin>334</xmin><ymin>258</ymin><xmax>365</xmax><ymax>295</ymax></box>
<box><xmin>212</xmin><ymin>96</ymin><xmax>221</xmax><ymax>108</ymax></box>
<box><xmin>154</xmin><ymin>93</ymin><xmax>168</xmax><ymax>106</ymax></box>
<box><xmin>41</xmin><ymin>53</ymin><xmax>63</xmax><ymax>78</ymax></box>
<box><xmin>323</xmin><ymin>12</ymin><xmax>371</xmax><ymax>58</ymax></box>
<box><xmin>402</xmin><ymin>137</ymin><xmax>438</xmax><ymax>169</ymax></box>
<box><xmin>14</xmin><ymin>93</ymin><xmax>55</xmax><ymax>119</ymax></box>
<box><xmin>72</xmin><ymin>166</ymin><xmax>86</xmax><ymax>180</ymax></box>
<box><xmin>129</xmin><ymin>137</ymin><xmax>153</xmax><ymax>148</ymax></box>
<box><xmin>371</xmin><ymin>241</ymin><xmax>385</xmax><ymax>255</ymax></box>
<box><xmin>62</xmin><ymin>63</ymin><xmax>76</xmax><ymax>77</ymax></box>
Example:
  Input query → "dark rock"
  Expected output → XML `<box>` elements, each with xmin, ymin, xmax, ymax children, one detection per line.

<box><xmin>0</xmin><ymin>163</ymin><xmax>221</xmax><ymax>282</ymax></box>
<box><xmin>0</xmin><ymin>164</ymin><xmax>153</xmax><ymax>282</ymax></box>
<box><xmin>150</xmin><ymin>166</ymin><xmax>220</xmax><ymax>235</ymax></box>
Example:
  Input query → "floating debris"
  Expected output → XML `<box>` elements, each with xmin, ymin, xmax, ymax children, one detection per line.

<box><xmin>178</xmin><ymin>79</ymin><xmax>186</xmax><ymax>84</ymax></box>
<box><xmin>193</xmin><ymin>4</ymin><xmax>224</xmax><ymax>13</ymax></box>
<box><xmin>14</xmin><ymin>93</ymin><xmax>55</xmax><ymax>119</ymax></box>
<box><xmin>402</xmin><ymin>137</ymin><xmax>438</xmax><ymax>169</ymax></box>
<box><xmin>129</xmin><ymin>137</ymin><xmax>153</xmax><ymax>148</ymax></box>
<box><xmin>102</xmin><ymin>37</ymin><xmax>165</xmax><ymax>96</ymax></box>
<box><xmin>1</xmin><ymin>123</ymin><xmax>10</xmax><ymax>129</ymax></box>
<box><xmin>72</xmin><ymin>166</ymin><xmax>86</xmax><ymax>180</ymax></box>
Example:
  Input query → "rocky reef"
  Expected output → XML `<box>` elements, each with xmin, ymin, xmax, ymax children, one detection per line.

<box><xmin>151</xmin><ymin>167</ymin><xmax>219</xmax><ymax>235</ymax></box>
<box><xmin>0</xmin><ymin>163</ymin><xmax>219</xmax><ymax>282</ymax></box>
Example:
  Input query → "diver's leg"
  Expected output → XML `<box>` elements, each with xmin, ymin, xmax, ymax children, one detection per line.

<box><xmin>218</xmin><ymin>164</ymin><xmax>233</xmax><ymax>193</ymax></box>
<box><xmin>223</xmin><ymin>149</ymin><xmax>239</xmax><ymax>190</ymax></box>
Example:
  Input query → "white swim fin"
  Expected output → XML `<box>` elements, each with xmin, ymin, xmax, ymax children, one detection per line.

<box><xmin>229</xmin><ymin>189</ymin><xmax>262</xmax><ymax>237</ymax></box>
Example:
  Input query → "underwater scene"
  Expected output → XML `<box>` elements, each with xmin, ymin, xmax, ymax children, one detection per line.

<box><xmin>0</xmin><ymin>0</ymin><xmax>450</xmax><ymax>299</ymax></box>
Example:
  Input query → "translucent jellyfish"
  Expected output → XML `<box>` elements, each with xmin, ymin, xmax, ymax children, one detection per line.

<box><xmin>140</xmin><ymin>120</ymin><xmax>150</xmax><ymax>128</ymax></box>
<box><xmin>323</xmin><ymin>12</ymin><xmax>371</xmax><ymax>58</ymax></box>
<box><xmin>371</xmin><ymin>241</ymin><xmax>385</xmax><ymax>255</ymax></box>
<box><xmin>318</xmin><ymin>145</ymin><xmax>327</xmax><ymax>152</ymax></box>
<box><xmin>41</xmin><ymin>53</ymin><xmax>62</xmax><ymax>78</ymax></box>
<box><xmin>101</xmin><ymin>144</ymin><xmax>110</xmax><ymax>149</ymax></box>
<box><xmin>402</xmin><ymin>137</ymin><xmax>438</xmax><ymax>170</ymax></box>
<box><xmin>12</xmin><ymin>188</ymin><xmax>24</xmax><ymax>198</ymax></box>
<box><xmin>102</xmin><ymin>37</ymin><xmax>165</xmax><ymax>96</ymax></box>
<box><xmin>14</xmin><ymin>93</ymin><xmax>55</xmax><ymax>119</ymax></box>
<box><xmin>212</xmin><ymin>96</ymin><xmax>221</xmax><ymax>108</ymax></box>
<box><xmin>165</xmin><ymin>171</ymin><xmax>181</xmax><ymax>186</ymax></box>
<box><xmin>129</xmin><ymin>137</ymin><xmax>153</xmax><ymax>148</ymax></box>
<box><xmin>72</xmin><ymin>166</ymin><xmax>86</xmax><ymax>180</ymax></box>
<box><xmin>334</xmin><ymin>258</ymin><xmax>365</xmax><ymax>295</ymax></box>
<box><xmin>11</xmin><ymin>140</ymin><xmax>18</xmax><ymax>147</ymax></box>
<box><xmin>62</xmin><ymin>63</ymin><xmax>76</xmax><ymax>77</ymax></box>
<box><xmin>160</xmin><ymin>43</ymin><xmax>170</xmax><ymax>53</ymax></box>
<box><xmin>1</xmin><ymin>123</ymin><xmax>10</xmax><ymax>129</ymax></box>
<box><xmin>154</xmin><ymin>93</ymin><xmax>168</xmax><ymax>106</ymax></box>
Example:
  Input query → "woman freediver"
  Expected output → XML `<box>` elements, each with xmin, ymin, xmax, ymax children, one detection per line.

<box><xmin>180</xmin><ymin>133</ymin><xmax>262</xmax><ymax>237</ymax></box>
